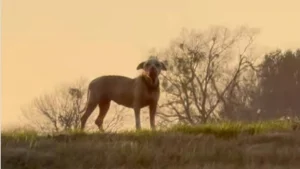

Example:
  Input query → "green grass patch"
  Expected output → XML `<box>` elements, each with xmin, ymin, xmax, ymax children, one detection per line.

<box><xmin>167</xmin><ymin>120</ymin><xmax>292</xmax><ymax>138</ymax></box>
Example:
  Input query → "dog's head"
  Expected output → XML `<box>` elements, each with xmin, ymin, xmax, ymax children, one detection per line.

<box><xmin>136</xmin><ymin>56</ymin><xmax>167</xmax><ymax>83</ymax></box>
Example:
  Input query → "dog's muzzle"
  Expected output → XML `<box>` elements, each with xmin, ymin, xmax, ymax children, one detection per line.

<box><xmin>149</xmin><ymin>68</ymin><xmax>158</xmax><ymax>80</ymax></box>
<box><xmin>144</xmin><ymin>67</ymin><xmax>157</xmax><ymax>82</ymax></box>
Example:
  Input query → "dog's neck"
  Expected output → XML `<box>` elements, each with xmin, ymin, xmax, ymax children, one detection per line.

<box><xmin>141</xmin><ymin>74</ymin><xmax>159</xmax><ymax>90</ymax></box>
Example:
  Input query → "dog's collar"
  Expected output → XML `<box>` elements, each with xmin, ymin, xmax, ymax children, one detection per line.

<box><xmin>141</xmin><ymin>75</ymin><xmax>159</xmax><ymax>90</ymax></box>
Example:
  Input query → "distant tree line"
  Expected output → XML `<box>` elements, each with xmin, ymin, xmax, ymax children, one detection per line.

<box><xmin>157</xmin><ymin>26</ymin><xmax>300</xmax><ymax>125</ymax></box>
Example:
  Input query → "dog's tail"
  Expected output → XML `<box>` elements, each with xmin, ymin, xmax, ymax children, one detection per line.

<box><xmin>78</xmin><ymin>88</ymin><xmax>91</xmax><ymax>114</ymax></box>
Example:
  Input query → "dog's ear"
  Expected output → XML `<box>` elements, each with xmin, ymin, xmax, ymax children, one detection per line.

<box><xmin>136</xmin><ymin>61</ymin><xmax>145</xmax><ymax>70</ymax></box>
<box><xmin>160</xmin><ymin>61</ymin><xmax>167</xmax><ymax>71</ymax></box>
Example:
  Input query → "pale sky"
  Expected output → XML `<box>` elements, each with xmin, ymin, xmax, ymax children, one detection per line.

<box><xmin>2</xmin><ymin>0</ymin><xmax>300</xmax><ymax>129</ymax></box>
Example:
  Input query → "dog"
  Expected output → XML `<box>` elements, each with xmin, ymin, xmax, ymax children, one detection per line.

<box><xmin>79</xmin><ymin>56</ymin><xmax>167</xmax><ymax>131</ymax></box>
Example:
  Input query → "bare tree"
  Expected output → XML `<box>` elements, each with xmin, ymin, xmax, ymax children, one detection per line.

<box><xmin>22</xmin><ymin>77</ymin><xmax>125</xmax><ymax>133</ymax></box>
<box><xmin>157</xmin><ymin>26</ymin><xmax>260</xmax><ymax>125</ymax></box>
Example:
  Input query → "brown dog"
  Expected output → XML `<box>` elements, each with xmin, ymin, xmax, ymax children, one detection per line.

<box><xmin>79</xmin><ymin>56</ymin><xmax>167</xmax><ymax>131</ymax></box>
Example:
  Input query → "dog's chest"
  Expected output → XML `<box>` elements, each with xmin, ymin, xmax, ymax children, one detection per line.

<box><xmin>141</xmin><ymin>90</ymin><xmax>159</xmax><ymax>105</ymax></box>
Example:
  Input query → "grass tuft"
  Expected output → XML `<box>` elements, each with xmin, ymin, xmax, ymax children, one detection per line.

<box><xmin>2</xmin><ymin>127</ymin><xmax>39</xmax><ymax>141</ymax></box>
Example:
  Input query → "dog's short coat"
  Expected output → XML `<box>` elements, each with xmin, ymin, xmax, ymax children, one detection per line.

<box><xmin>80</xmin><ymin>57</ymin><xmax>167</xmax><ymax>131</ymax></box>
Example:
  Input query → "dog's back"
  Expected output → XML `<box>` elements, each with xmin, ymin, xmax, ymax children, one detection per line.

<box><xmin>89</xmin><ymin>75</ymin><xmax>136</xmax><ymax>107</ymax></box>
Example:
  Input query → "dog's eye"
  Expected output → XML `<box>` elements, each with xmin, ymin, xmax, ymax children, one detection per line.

<box><xmin>155</xmin><ymin>63</ymin><xmax>160</xmax><ymax>67</ymax></box>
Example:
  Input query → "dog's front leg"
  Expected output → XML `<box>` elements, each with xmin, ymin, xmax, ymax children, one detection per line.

<box><xmin>134</xmin><ymin>107</ymin><xmax>142</xmax><ymax>130</ymax></box>
<box><xmin>149</xmin><ymin>102</ymin><xmax>157</xmax><ymax>131</ymax></box>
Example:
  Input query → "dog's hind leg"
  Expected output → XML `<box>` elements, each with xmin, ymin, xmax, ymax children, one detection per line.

<box><xmin>95</xmin><ymin>100</ymin><xmax>111</xmax><ymax>132</ymax></box>
<box><xmin>80</xmin><ymin>102</ymin><xmax>97</xmax><ymax>131</ymax></box>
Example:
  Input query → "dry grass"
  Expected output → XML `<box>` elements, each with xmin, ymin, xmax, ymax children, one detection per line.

<box><xmin>2</xmin><ymin>121</ymin><xmax>300</xmax><ymax>169</ymax></box>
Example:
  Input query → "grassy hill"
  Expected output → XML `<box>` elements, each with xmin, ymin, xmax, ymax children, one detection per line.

<box><xmin>2</xmin><ymin>121</ymin><xmax>300</xmax><ymax>169</ymax></box>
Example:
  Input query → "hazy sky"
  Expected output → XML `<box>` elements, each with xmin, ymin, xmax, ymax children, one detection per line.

<box><xmin>2</xmin><ymin>0</ymin><xmax>300</xmax><ymax>129</ymax></box>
